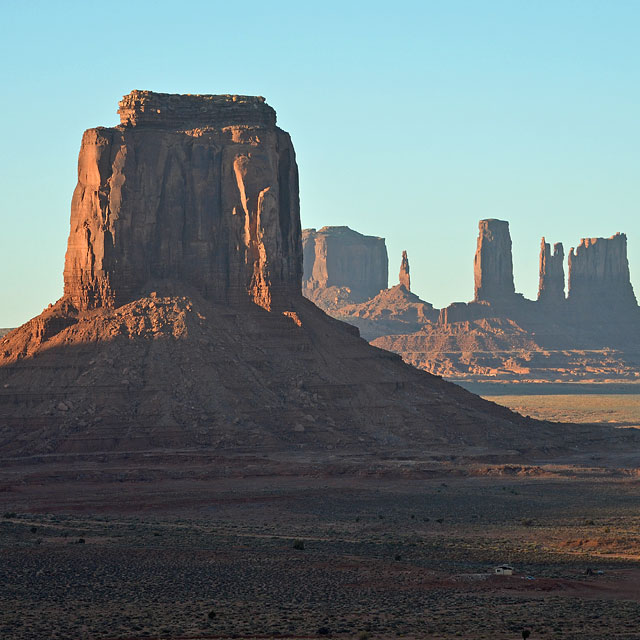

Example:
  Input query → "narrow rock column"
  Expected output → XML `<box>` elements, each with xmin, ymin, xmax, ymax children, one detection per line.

<box><xmin>473</xmin><ymin>219</ymin><xmax>515</xmax><ymax>302</ymax></box>
<box><xmin>537</xmin><ymin>239</ymin><xmax>565</xmax><ymax>303</ymax></box>
<box><xmin>399</xmin><ymin>251</ymin><xmax>410</xmax><ymax>290</ymax></box>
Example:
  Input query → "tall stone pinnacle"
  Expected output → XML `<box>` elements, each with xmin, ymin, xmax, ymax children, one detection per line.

<box><xmin>537</xmin><ymin>238</ymin><xmax>565</xmax><ymax>304</ymax></box>
<box><xmin>473</xmin><ymin>219</ymin><xmax>515</xmax><ymax>303</ymax></box>
<box><xmin>399</xmin><ymin>251</ymin><xmax>410</xmax><ymax>290</ymax></box>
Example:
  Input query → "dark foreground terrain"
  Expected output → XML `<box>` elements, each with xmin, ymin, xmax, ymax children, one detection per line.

<box><xmin>2</xmin><ymin>468</ymin><xmax>640</xmax><ymax>640</ymax></box>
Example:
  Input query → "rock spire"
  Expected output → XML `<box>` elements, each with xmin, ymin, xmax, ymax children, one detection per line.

<box><xmin>399</xmin><ymin>251</ymin><xmax>410</xmax><ymax>290</ymax></box>
<box><xmin>537</xmin><ymin>239</ymin><xmax>565</xmax><ymax>304</ymax></box>
<box><xmin>473</xmin><ymin>219</ymin><xmax>515</xmax><ymax>303</ymax></box>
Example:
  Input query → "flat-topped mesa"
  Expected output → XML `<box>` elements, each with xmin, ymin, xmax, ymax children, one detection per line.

<box><xmin>473</xmin><ymin>219</ymin><xmax>516</xmax><ymax>303</ymax></box>
<box><xmin>302</xmin><ymin>226</ymin><xmax>388</xmax><ymax>301</ymax></box>
<box><xmin>64</xmin><ymin>90</ymin><xmax>300</xmax><ymax>311</ymax></box>
<box><xmin>399</xmin><ymin>250</ymin><xmax>411</xmax><ymax>290</ymax></box>
<box><xmin>537</xmin><ymin>239</ymin><xmax>565</xmax><ymax>304</ymax></box>
<box><xmin>567</xmin><ymin>233</ymin><xmax>637</xmax><ymax>310</ymax></box>
<box><xmin>117</xmin><ymin>90</ymin><xmax>277</xmax><ymax>129</ymax></box>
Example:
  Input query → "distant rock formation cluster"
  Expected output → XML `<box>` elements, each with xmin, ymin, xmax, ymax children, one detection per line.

<box><xmin>303</xmin><ymin>218</ymin><xmax>639</xmax><ymax>387</ymax></box>
<box><xmin>438</xmin><ymin>219</ymin><xmax>637</xmax><ymax>324</ymax></box>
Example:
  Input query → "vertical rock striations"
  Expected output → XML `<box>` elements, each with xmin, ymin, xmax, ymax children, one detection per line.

<box><xmin>302</xmin><ymin>226</ymin><xmax>388</xmax><ymax>301</ymax></box>
<box><xmin>567</xmin><ymin>233</ymin><xmax>637</xmax><ymax>311</ymax></box>
<box><xmin>63</xmin><ymin>90</ymin><xmax>301</xmax><ymax>312</ymax></box>
<box><xmin>537</xmin><ymin>239</ymin><xmax>565</xmax><ymax>304</ymax></box>
<box><xmin>473</xmin><ymin>219</ymin><xmax>515</xmax><ymax>303</ymax></box>
<box><xmin>399</xmin><ymin>250</ymin><xmax>410</xmax><ymax>290</ymax></box>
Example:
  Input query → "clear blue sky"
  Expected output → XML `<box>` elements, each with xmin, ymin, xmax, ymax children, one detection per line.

<box><xmin>1</xmin><ymin>0</ymin><xmax>638</xmax><ymax>326</ymax></box>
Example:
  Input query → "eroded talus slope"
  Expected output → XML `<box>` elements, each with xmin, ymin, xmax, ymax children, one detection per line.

<box><xmin>0</xmin><ymin>287</ymin><xmax>542</xmax><ymax>457</ymax></box>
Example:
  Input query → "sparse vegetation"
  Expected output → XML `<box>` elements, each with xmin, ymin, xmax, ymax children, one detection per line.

<box><xmin>1</xmin><ymin>475</ymin><xmax>639</xmax><ymax>639</ymax></box>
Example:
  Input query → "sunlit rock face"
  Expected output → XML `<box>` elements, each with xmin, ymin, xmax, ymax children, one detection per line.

<box><xmin>63</xmin><ymin>90</ymin><xmax>302</xmax><ymax>311</ymax></box>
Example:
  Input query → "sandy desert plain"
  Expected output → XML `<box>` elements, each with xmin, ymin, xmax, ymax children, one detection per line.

<box><xmin>2</xmin><ymin>393</ymin><xmax>640</xmax><ymax>640</ymax></box>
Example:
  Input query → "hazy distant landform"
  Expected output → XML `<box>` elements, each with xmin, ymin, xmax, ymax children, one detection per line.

<box><xmin>304</xmin><ymin>222</ymin><xmax>640</xmax><ymax>390</ymax></box>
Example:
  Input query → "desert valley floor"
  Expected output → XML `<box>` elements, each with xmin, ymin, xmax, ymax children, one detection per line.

<box><xmin>2</xmin><ymin>395</ymin><xmax>640</xmax><ymax>640</ymax></box>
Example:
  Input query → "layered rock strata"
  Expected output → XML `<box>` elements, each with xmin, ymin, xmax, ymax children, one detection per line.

<box><xmin>0</xmin><ymin>91</ymin><xmax>537</xmax><ymax>461</ymax></box>
<box><xmin>399</xmin><ymin>250</ymin><xmax>410</xmax><ymax>290</ymax></box>
<box><xmin>473</xmin><ymin>219</ymin><xmax>516</xmax><ymax>303</ymax></box>
<box><xmin>568</xmin><ymin>233</ymin><xmax>637</xmax><ymax>311</ymax></box>
<box><xmin>64</xmin><ymin>90</ymin><xmax>300</xmax><ymax>312</ymax></box>
<box><xmin>537</xmin><ymin>239</ymin><xmax>565</xmax><ymax>304</ymax></box>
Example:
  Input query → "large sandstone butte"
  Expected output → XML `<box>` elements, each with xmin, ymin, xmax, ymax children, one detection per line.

<box><xmin>64</xmin><ymin>90</ymin><xmax>300</xmax><ymax>312</ymax></box>
<box><xmin>568</xmin><ymin>233</ymin><xmax>637</xmax><ymax>312</ymax></box>
<box><xmin>302</xmin><ymin>226</ymin><xmax>388</xmax><ymax>310</ymax></box>
<box><xmin>0</xmin><ymin>91</ymin><xmax>549</xmax><ymax>463</ymax></box>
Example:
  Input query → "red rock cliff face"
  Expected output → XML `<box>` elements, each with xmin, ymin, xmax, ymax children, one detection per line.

<box><xmin>567</xmin><ymin>233</ymin><xmax>637</xmax><ymax>310</ymax></box>
<box><xmin>473</xmin><ymin>219</ymin><xmax>515</xmax><ymax>303</ymax></box>
<box><xmin>302</xmin><ymin>226</ymin><xmax>388</xmax><ymax>301</ymax></box>
<box><xmin>537</xmin><ymin>239</ymin><xmax>565</xmax><ymax>304</ymax></box>
<box><xmin>63</xmin><ymin>90</ymin><xmax>301</xmax><ymax>311</ymax></box>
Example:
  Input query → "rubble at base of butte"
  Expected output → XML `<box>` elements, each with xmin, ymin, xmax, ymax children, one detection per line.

<box><xmin>303</xmin><ymin>219</ymin><xmax>640</xmax><ymax>389</ymax></box>
<box><xmin>1</xmin><ymin>90</ymin><xmax>563</xmax><ymax>463</ymax></box>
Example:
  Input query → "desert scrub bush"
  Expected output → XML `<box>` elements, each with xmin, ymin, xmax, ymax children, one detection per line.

<box><xmin>292</xmin><ymin>539</ymin><xmax>305</xmax><ymax>550</ymax></box>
